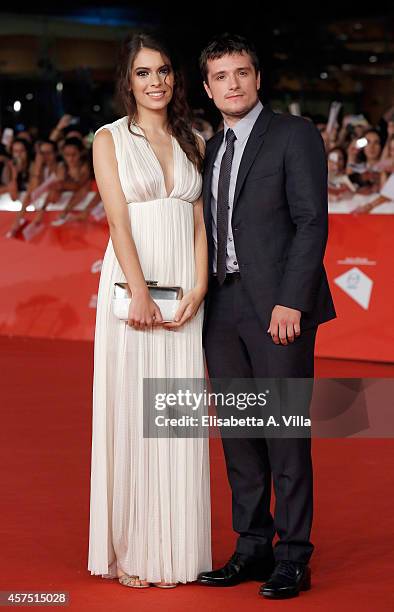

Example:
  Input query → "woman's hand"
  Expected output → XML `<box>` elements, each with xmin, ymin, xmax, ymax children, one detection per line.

<box><xmin>162</xmin><ymin>286</ymin><xmax>206</xmax><ymax>330</ymax></box>
<box><xmin>56</xmin><ymin>114</ymin><xmax>72</xmax><ymax>131</ymax></box>
<box><xmin>127</xmin><ymin>288</ymin><xmax>163</xmax><ymax>330</ymax></box>
<box><xmin>352</xmin><ymin>202</ymin><xmax>374</xmax><ymax>214</ymax></box>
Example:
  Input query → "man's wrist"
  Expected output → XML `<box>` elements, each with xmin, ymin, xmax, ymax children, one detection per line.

<box><xmin>274</xmin><ymin>303</ymin><xmax>301</xmax><ymax>314</ymax></box>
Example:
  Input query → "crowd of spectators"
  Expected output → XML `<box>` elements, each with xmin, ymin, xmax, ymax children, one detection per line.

<box><xmin>0</xmin><ymin>115</ymin><xmax>102</xmax><ymax>238</ymax></box>
<box><xmin>1</xmin><ymin>103</ymin><xmax>394</xmax><ymax>239</ymax></box>
<box><xmin>316</xmin><ymin>104</ymin><xmax>394</xmax><ymax>213</ymax></box>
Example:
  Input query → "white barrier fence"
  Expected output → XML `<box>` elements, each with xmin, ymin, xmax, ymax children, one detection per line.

<box><xmin>1</xmin><ymin>192</ymin><xmax>394</xmax><ymax>216</ymax></box>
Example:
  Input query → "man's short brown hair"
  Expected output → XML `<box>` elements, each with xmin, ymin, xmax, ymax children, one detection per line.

<box><xmin>199</xmin><ymin>33</ymin><xmax>260</xmax><ymax>82</ymax></box>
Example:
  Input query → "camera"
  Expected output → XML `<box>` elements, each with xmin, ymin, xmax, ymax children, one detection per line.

<box><xmin>355</xmin><ymin>137</ymin><xmax>368</xmax><ymax>149</ymax></box>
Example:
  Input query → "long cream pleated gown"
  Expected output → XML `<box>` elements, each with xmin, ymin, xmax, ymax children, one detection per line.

<box><xmin>87</xmin><ymin>117</ymin><xmax>211</xmax><ymax>583</ymax></box>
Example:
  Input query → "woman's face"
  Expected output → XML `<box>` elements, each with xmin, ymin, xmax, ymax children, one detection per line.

<box><xmin>40</xmin><ymin>143</ymin><xmax>56</xmax><ymax>165</ymax></box>
<box><xmin>129</xmin><ymin>47</ymin><xmax>174</xmax><ymax>114</ymax></box>
<box><xmin>63</xmin><ymin>145</ymin><xmax>81</xmax><ymax>168</ymax></box>
<box><xmin>11</xmin><ymin>142</ymin><xmax>28</xmax><ymax>164</ymax></box>
<box><xmin>328</xmin><ymin>150</ymin><xmax>345</xmax><ymax>174</ymax></box>
<box><xmin>364</xmin><ymin>132</ymin><xmax>381</xmax><ymax>161</ymax></box>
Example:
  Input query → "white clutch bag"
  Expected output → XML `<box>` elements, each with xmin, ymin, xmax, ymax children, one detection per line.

<box><xmin>113</xmin><ymin>281</ymin><xmax>183</xmax><ymax>322</ymax></box>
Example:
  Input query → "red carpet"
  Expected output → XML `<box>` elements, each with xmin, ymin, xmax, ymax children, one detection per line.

<box><xmin>1</xmin><ymin>336</ymin><xmax>393</xmax><ymax>611</ymax></box>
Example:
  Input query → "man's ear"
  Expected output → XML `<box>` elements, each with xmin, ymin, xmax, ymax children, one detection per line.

<box><xmin>256</xmin><ymin>71</ymin><xmax>261</xmax><ymax>91</ymax></box>
<box><xmin>203</xmin><ymin>80</ymin><xmax>213</xmax><ymax>100</ymax></box>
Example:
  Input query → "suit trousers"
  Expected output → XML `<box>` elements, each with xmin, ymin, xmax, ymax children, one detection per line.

<box><xmin>203</xmin><ymin>273</ymin><xmax>316</xmax><ymax>564</ymax></box>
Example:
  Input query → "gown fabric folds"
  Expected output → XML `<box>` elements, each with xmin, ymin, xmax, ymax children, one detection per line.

<box><xmin>87</xmin><ymin>117</ymin><xmax>211</xmax><ymax>583</ymax></box>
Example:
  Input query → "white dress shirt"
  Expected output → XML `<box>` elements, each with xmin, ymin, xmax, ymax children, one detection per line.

<box><xmin>211</xmin><ymin>100</ymin><xmax>263</xmax><ymax>273</ymax></box>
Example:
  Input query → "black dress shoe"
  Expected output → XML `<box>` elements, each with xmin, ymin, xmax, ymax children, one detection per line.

<box><xmin>259</xmin><ymin>560</ymin><xmax>311</xmax><ymax>599</ymax></box>
<box><xmin>197</xmin><ymin>552</ymin><xmax>275</xmax><ymax>587</ymax></box>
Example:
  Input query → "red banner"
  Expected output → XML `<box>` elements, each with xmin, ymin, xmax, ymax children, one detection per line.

<box><xmin>0</xmin><ymin>211</ymin><xmax>106</xmax><ymax>341</ymax></box>
<box><xmin>0</xmin><ymin>211</ymin><xmax>393</xmax><ymax>362</ymax></box>
<box><xmin>317</xmin><ymin>215</ymin><xmax>394</xmax><ymax>362</ymax></box>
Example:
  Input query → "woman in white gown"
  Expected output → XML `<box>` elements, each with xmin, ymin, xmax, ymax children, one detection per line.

<box><xmin>87</xmin><ymin>33</ymin><xmax>211</xmax><ymax>587</ymax></box>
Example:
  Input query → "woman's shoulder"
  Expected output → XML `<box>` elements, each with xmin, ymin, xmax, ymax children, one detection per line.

<box><xmin>94</xmin><ymin>116</ymin><xmax>128</xmax><ymax>138</ymax></box>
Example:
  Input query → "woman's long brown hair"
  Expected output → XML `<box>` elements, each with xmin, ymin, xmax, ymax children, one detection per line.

<box><xmin>116</xmin><ymin>32</ymin><xmax>203</xmax><ymax>172</ymax></box>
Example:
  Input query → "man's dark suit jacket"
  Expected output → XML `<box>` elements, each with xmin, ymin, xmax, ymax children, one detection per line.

<box><xmin>202</xmin><ymin>104</ymin><xmax>336</xmax><ymax>334</ymax></box>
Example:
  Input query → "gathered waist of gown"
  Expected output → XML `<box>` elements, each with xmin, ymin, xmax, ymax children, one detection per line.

<box><xmin>127</xmin><ymin>197</ymin><xmax>193</xmax><ymax>206</ymax></box>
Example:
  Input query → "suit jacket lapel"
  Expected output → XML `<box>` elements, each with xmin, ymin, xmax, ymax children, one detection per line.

<box><xmin>233</xmin><ymin>105</ymin><xmax>274</xmax><ymax>211</ymax></box>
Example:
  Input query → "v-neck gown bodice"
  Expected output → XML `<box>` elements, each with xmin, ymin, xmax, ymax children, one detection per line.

<box><xmin>87</xmin><ymin>116</ymin><xmax>211</xmax><ymax>582</ymax></box>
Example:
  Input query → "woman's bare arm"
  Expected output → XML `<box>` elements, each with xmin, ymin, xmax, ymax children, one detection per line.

<box><xmin>193</xmin><ymin>134</ymin><xmax>208</xmax><ymax>294</ymax></box>
<box><xmin>93</xmin><ymin>128</ymin><xmax>163</xmax><ymax>328</ymax></box>
<box><xmin>193</xmin><ymin>196</ymin><xmax>209</xmax><ymax>295</ymax></box>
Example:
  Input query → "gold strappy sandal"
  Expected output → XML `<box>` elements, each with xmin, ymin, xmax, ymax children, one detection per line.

<box><xmin>152</xmin><ymin>582</ymin><xmax>178</xmax><ymax>589</ymax></box>
<box><xmin>118</xmin><ymin>574</ymin><xmax>151</xmax><ymax>588</ymax></box>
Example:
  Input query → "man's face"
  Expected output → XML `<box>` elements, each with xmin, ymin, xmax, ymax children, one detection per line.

<box><xmin>204</xmin><ymin>51</ymin><xmax>260</xmax><ymax>120</ymax></box>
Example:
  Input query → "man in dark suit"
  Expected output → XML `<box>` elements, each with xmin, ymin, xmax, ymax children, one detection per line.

<box><xmin>196</xmin><ymin>34</ymin><xmax>336</xmax><ymax>599</ymax></box>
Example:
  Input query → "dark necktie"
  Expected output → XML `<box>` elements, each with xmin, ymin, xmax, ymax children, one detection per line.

<box><xmin>216</xmin><ymin>128</ymin><xmax>236</xmax><ymax>285</ymax></box>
